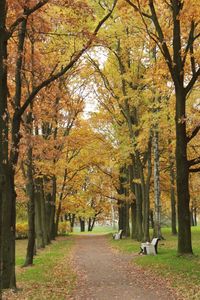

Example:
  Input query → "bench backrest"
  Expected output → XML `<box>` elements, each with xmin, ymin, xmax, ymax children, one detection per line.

<box><xmin>151</xmin><ymin>238</ymin><xmax>159</xmax><ymax>246</ymax></box>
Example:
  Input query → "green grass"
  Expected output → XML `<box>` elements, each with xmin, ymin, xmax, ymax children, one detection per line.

<box><xmin>72</xmin><ymin>225</ymin><xmax>115</xmax><ymax>235</ymax></box>
<box><xmin>110</xmin><ymin>227</ymin><xmax>200</xmax><ymax>299</ymax></box>
<box><xmin>4</xmin><ymin>237</ymin><xmax>76</xmax><ymax>300</ymax></box>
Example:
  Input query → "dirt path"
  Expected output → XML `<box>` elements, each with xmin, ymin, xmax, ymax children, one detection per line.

<box><xmin>71</xmin><ymin>234</ymin><xmax>179</xmax><ymax>300</ymax></box>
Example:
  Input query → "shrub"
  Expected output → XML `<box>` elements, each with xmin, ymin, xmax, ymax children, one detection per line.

<box><xmin>58</xmin><ymin>221</ymin><xmax>71</xmax><ymax>235</ymax></box>
<box><xmin>16</xmin><ymin>222</ymin><xmax>28</xmax><ymax>239</ymax></box>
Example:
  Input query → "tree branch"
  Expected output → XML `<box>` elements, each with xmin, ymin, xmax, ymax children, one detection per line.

<box><xmin>125</xmin><ymin>0</ymin><xmax>152</xmax><ymax>18</ymax></box>
<box><xmin>187</xmin><ymin>124</ymin><xmax>200</xmax><ymax>143</ymax></box>
<box><xmin>189</xmin><ymin>167</ymin><xmax>200</xmax><ymax>173</ymax></box>
<box><xmin>188</xmin><ymin>157</ymin><xmax>200</xmax><ymax>167</ymax></box>
<box><xmin>7</xmin><ymin>0</ymin><xmax>49</xmax><ymax>39</ymax></box>
<box><xmin>185</xmin><ymin>67</ymin><xmax>200</xmax><ymax>94</ymax></box>
<box><xmin>16</xmin><ymin>0</ymin><xmax>118</xmax><ymax>118</ymax></box>
<box><xmin>148</xmin><ymin>0</ymin><xmax>174</xmax><ymax>78</ymax></box>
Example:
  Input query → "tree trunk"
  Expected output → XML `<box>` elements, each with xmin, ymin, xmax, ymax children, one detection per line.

<box><xmin>55</xmin><ymin>201</ymin><xmax>62</xmax><ymax>236</ymax></box>
<box><xmin>169</xmin><ymin>157</ymin><xmax>177</xmax><ymax>235</ymax></box>
<box><xmin>176</xmin><ymin>89</ymin><xmax>192</xmax><ymax>254</ymax></box>
<box><xmin>143</xmin><ymin>163</ymin><xmax>151</xmax><ymax>242</ymax></box>
<box><xmin>150</xmin><ymin>209</ymin><xmax>154</xmax><ymax>229</ymax></box>
<box><xmin>123</xmin><ymin>201</ymin><xmax>130</xmax><ymax>237</ymax></box>
<box><xmin>130</xmin><ymin>202</ymin><xmax>137</xmax><ymax>239</ymax></box>
<box><xmin>194</xmin><ymin>207</ymin><xmax>197</xmax><ymax>226</ymax></box>
<box><xmin>79</xmin><ymin>218</ymin><xmax>85</xmax><ymax>232</ymax></box>
<box><xmin>88</xmin><ymin>218</ymin><xmax>92</xmax><ymax>231</ymax></box>
<box><xmin>118</xmin><ymin>168</ymin><xmax>130</xmax><ymax>237</ymax></box>
<box><xmin>50</xmin><ymin>176</ymin><xmax>56</xmax><ymax>239</ymax></box>
<box><xmin>40</xmin><ymin>181</ymin><xmax>49</xmax><ymax>245</ymax></box>
<box><xmin>153</xmin><ymin>129</ymin><xmax>163</xmax><ymax>239</ymax></box>
<box><xmin>0</xmin><ymin>0</ymin><xmax>16</xmax><ymax>289</ymax></box>
<box><xmin>69</xmin><ymin>214</ymin><xmax>75</xmax><ymax>232</ymax></box>
<box><xmin>134</xmin><ymin>182</ymin><xmax>143</xmax><ymax>241</ymax></box>
<box><xmin>35</xmin><ymin>178</ymin><xmax>45</xmax><ymax>249</ymax></box>
<box><xmin>23</xmin><ymin>147</ymin><xmax>35</xmax><ymax>267</ymax></box>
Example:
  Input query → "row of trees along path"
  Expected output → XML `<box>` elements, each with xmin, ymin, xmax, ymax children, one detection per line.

<box><xmin>0</xmin><ymin>0</ymin><xmax>200</xmax><ymax>293</ymax></box>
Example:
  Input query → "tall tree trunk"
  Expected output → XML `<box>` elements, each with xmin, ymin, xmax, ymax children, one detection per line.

<box><xmin>130</xmin><ymin>202</ymin><xmax>137</xmax><ymax>239</ymax></box>
<box><xmin>0</xmin><ymin>0</ymin><xmax>7</xmax><ymax>287</ymax></box>
<box><xmin>129</xmin><ymin>165</ymin><xmax>137</xmax><ymax>239</ymax></box>
<box><xmin>143</xmin><ymin>146</ymin><xmax>152</xmax><ymax>242</ymax></box>
<box><xmin>50</xmin><ymin>176</ymin><xmax>56</xmax><ymax>239</ymax></box>
<box><xmin>40</xmin><ymin>181</ymin><xmax>49</xmax><ymax>245</ymax></box>
<box><xmin>150</xmin><ymin>209</ymin><xmax>154</xmax><ymax>229</ymax></box>
<box><xmin>0</xmin><ymin>0</ymin><xmax>16</xmax><ymax>289</ymax></box>
<box><xmin>176</xmin><ymin>89</ymin><xmax>192</xmax><ymax>254</ymax></box>
<box><xmin>35</xmin><ymin>178</ymin><xmax>45</xmax><ymax>249</ymax></box>
<box><xmin>153</xmin><ymin>129</ymin><xmax>163</xmax><ymax>239</ymax></box>
<box><xmin>55</xmin><ymin>201</ymin><xmax>62</xmax><ymax>236</ymax></box>
<box><xmin>169</xmin><ymin>156</ymin><xmax>177</xmax><ymax>235</ymax></box>
<box><xmin>118</xmin><ymin>168</ymin><xmax>130</xmax><ymax>237</ymax></box>
<box><xmin>123</xmin><ymin>201</ymin><xmax>130</xmax><ymax>237</ymax></box>
<box><xmin>23</xmin><ymin>147</ymin><xmax>35</xmax><ymax>267</ymax></box>
<box><xmin>118</xmin><ymin>200</ymin><xmax>123</xmax><ymax>231</ymax></box>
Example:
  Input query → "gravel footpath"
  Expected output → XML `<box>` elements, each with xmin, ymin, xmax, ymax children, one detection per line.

<box><xmin>71</xmin><ymin>234</ymin><xmax>179</xmax><ymax>300</ymax></box>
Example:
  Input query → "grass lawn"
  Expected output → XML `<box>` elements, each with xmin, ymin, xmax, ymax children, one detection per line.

<box><xmin>3</xmin><ymin>237</ymin><xmax>76</xmax><ymax>300</ymax></box>
<box><xmin>72</xmin><ymin>225</ymin><xmax>115</xmax><ymax>235</ymax></box>
<box><xmin>110</xmin><ymin>227</ymin><xmax>200</xmax><ymax>300</ymax></box>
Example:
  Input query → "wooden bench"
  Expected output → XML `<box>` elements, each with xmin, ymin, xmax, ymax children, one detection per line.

<box><xmin>113</xmin><ymin>229</ymin><xmax>123</xmax><ymax>240</ymax></box>
<box><xmin>140</xmin><ymin>238</ymin><xmax>160</xmax><ymax>255</ymax></box>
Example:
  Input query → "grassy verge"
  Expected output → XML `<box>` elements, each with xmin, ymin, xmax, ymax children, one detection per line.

<box><xmin>3</xmin><ymin>237</ymin><xmax>76</xmax><ymax>300</ymax></box>
<box><xmin>110</xmin><ymin>227</ymin><xmax>200</xmax><ymax>300</ymax></box>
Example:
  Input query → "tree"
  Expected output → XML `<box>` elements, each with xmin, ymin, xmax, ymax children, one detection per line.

<box><xmin>126</xmin><ymin>0</ymin><xmax>200</xmax><ymax>255</ymax></box>
<box><xmin>0</xmin><ymin>0</ymin><xmax>118</xmax><ymax>289</ymax></box>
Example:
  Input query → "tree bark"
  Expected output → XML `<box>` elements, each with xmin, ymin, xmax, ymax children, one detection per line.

<box><xmin>153</xmin><ymin>129</ymin><xmax>163</xmax><ymax>239</ymax></box>
<box><xmin>175</xmin><ymin>89</ymin><xmax>192</xmax><ymax>254</ymax></box>
<box><xmin>23</xmin><ymin>147</ymin><xmax>35</xmax><ymax>267</ymax></box>
<box><xmin>169</xmin><ymin>156</ymin><xmax>177</xmax><ymax>235</ymax></box>
<box><xmin>35</xmin><ymin>178</ymin><xmax>45</xmax><ymax>249</ymax></box>
<box><xmin>130</xmin><ymin>202</ymin><xmax>137</xmax><ymax>239</ymax></box>
<box><xmin>79</xmin><ymin>218</ymin><xmax>85</xmax><ymax>232</ymax></box>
